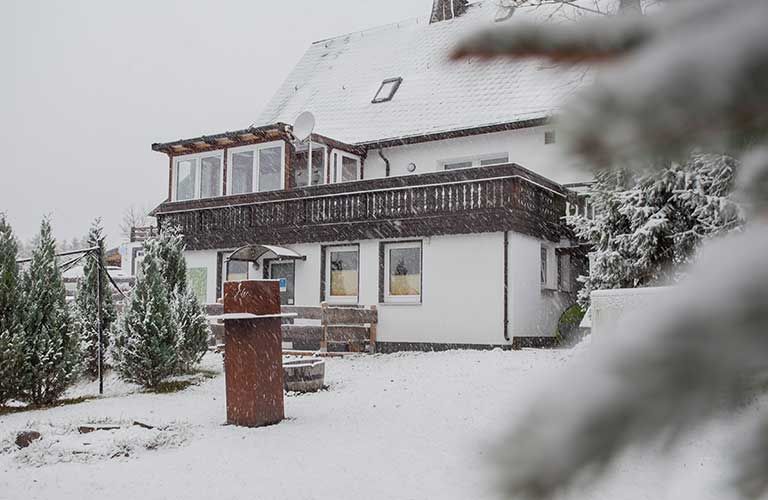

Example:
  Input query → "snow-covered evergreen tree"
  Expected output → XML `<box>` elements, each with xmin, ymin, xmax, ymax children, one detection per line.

<box><xmin>570</xmin><ymin>153</ymin><xmax>743</xmax><ymax>306</ymax></box>
<box><xmin>0</xmin><ymin>214</ymin><xmax>23</xmax><ymax>405</ymax></box>
<box><xmin>113</xmin><ymin>250</ymin><xmax>179</xmax><ymax>389</ymax></box>
<box><xmin>18</xmin><ymin>218</ymin><xmax>80</xmax><ymax>405</ymax></box>
<box><xmin>147</xmin><ymin>225</ymin><xmax>187</xmax><ymax>294</ymax></box>
<box><xmin>173</xmin><ymin>287</ymin><xmax>209</xmax><ymax>373</ymax></box>
<box><xmin>147</xmin><ymin>225</ymin><xmax>209</xmax><ymax>373</ymax></box>
<box><xmin>73</xmin><ymin>219</ymin><xmax>117</xmax><ymax>379</ymax></box>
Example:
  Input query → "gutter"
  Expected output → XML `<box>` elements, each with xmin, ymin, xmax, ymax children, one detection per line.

<box><xmin>503</xmin><ymin>231</ymin><xmax>510</xmax><ymax>341</ymax></box>
<box><xmin>378</xmin><ymin>149</ymin><xmax>391</xmax><ymax>177</ymax></box>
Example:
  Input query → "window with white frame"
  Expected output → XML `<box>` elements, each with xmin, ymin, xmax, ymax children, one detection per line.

<box><xmin>331</xmin><ymin>150</ymin><xmax>360</xmax><ymax>183</ymax></box>
<box><xmin>440</xmin><ymin>153</ymin><xmax>509</xmax><ymax>171</ymax></box>
<box><xmin>293</xmin><ymin>142</ymin><xmax>327</xmax><ymax>187</ymax></box>
<box><xmin>541</xmin><ymin>246</ymin><xmax>548</xmax><ymax>287</ymax></box>
<box><xmin>383</xmin><ymin>241</ymin><xmax>422</xmax><ymax>303</ymax></box>
<box><xmin>326</xmin><ymin>245</ymin><xmax>359</xmax><ymax>304</ymax></box>
<box><xmin>173</xmin><ymin>152</ymin><xmax>223</xmax><ymax>201</ymax></box>
<box><xmin>227</xmin><ymin>142</ymin><xmax>285</xmax><ymax>195</ymax></box>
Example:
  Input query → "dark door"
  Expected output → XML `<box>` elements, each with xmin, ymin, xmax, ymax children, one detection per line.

<box><xmin>269</xmin><ymin>261</ymin><xmax>296</xmax><ymax>305</ymax></box>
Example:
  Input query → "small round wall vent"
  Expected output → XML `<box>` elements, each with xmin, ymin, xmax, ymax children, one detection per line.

<box><xmin>407</xmin><ymin>162</ymin><xmax>417</xmax><ymax>173</ymax></box>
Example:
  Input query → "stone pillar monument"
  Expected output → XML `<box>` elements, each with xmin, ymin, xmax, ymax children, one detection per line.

<box><xmin>222</xmin><ymin>280</ymin><xmax>288</xmax><ymax>427</ymax></box>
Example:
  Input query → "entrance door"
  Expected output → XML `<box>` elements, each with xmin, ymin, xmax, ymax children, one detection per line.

<box><xmin>269</xmin><ymin>261</ymin><xmax>295</xmax><ymax>305</ymax></box>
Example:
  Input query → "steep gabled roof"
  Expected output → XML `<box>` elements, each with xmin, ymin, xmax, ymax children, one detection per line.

<box><xmin>257</xmin><ymin>1</ymin><xmax>585</xmax><ymax>145</ymax></box>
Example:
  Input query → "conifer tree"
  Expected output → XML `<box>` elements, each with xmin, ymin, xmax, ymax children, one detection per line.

<box><xmin>173</xmin><ymin>286</ymin><xmax>210</xmax><ymax>373</ymax></box>
<box><xmin>148</xmin><ymin>225</ymin><xmax>187</xmax><ymax>293</ymax></box>
<box><xmin>19</xmin><ymin>218</ymin><xmax>79</xmax><ymax>405</ymax></box>
<box><xmin>148</xmin><ymin>225</ymin><xmax>209</xmax><ymax>373</ymax></box>
<box><xmin>113</xmin><ymin>250</ymin><xmax>179</xmax><ymax>389</ymax></box>
<box><xmin>454</xmin><ymin>0</ymin><xmax>768</xmax><ymax>497</ymax></box>
<box><xmin>570</xmin><ymin>153</ymin><xmax>743</xmax><ymax>306</ymax></box>
<box><xmin>0</xmin><ymin>214</ymin><xmax>23</xmax><ymax>405</ymax></box>
<box><xmin>74</xmin><ymin>219</ymin><xmax>117</xmax><ymax>378</ymax></box>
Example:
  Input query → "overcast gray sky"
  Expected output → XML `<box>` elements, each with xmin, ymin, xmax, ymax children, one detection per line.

<box><xmin>1</xmin><ymin>0</ymin><xmax>433</xmax><ymax>246</ymax></box>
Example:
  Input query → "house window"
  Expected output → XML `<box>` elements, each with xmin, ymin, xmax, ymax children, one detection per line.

<box><xmin>231</xmin><ymin>151</ymin><xmax>254</xmax><ymax>195</ymax></box>
<box><xmin>326</xmin><ymin>245</ymin><xmax>359</xmax><ymax>304</ymax></box>
<box><xmin>541</xmin><ymin>246</ymin><xmax>548</xmax><ymax>287</ymax></box>
<box><xmin>558</xmin><ymin>252</ymin><xmax>571</xmax><ymax>291</ymax></box>
<box><xmin>173</xmin><ymin>152</ymin><xmax>224</xmax><ymax>201</ymax></box>
<box><xmin>227</xmin><ymin>141</ymin><xmax>285</xmax><ymax>194</ymax></box>
<box><xmin>383</xmin><ymin>241</ymin><xmax>422</xmax><ymax>303</ymax></box>
<box><xmin>293</xmin><ymin>143</ymin><xmax>327</xmax><ymax>187</ymax></box>
<box><xmin>175</xmin><ymin>159</ymin><xmax>197</xmax><ymax>201</ymax></box>
<box><xmin>372</xmin><ymin>77</ymin><xmax>402</xmax><ymax>103</ymax></box>
<box><xmin>440</xmin><ymin>153</ymin><xmax>509</xmax><ymax>171</ymax></box>
<box><xmin>331</xmin><ymin>150</ymin><xmax>361</xmax><ymax>183</ymax></box>
<box><xmin>544</xmin><ymin>130</ymin><xmax>556</xmax><ymax>145</ymax></box>
<box><xmin>200</xmin><ymin>156</ymin><xmax>222</xmax><ymax>198</ymax></box>
<box><xmin>226</xmin><ymin>260</ymin><xmax>250</xmax><ymax>282</ymax></box>
<box><xmin>258</xmin><ymin>146</ymin><xmax>282</xmax><ymax>192</ymax></box>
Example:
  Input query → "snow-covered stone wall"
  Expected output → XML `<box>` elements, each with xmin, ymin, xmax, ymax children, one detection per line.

<box><xmin>590</xmin><ymin>286</ymin><xmax>673</xmax><ymax>338</ymax></box>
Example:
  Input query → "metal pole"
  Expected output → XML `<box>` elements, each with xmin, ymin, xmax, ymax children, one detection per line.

<box><xmin>95</xmin><ymin>245</ymin><xmax>104</xmax><ymax>395</ymax></box>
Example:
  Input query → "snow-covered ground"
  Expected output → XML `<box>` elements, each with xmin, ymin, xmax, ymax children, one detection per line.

<box><xmin>0</xmin><ymin>345</ymin><xmax>743</xmax><ymax>500</ymax></box>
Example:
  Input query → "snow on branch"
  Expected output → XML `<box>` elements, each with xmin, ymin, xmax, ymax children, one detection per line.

<box><xmin>454</xmin><ymin>0</ymin><xmax>768</xmax><ymax>168</ymax></box>
<box><xmin>451</xmin><ymin>15</ymin><xmax>652</xmax><ymax>62</ymax></box>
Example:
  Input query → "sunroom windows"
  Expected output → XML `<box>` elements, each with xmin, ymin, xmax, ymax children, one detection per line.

<box><xmin>228</xmin><ymin>142</ymin><xmax>285</xmax><ymax>195</ymax></box>
<box><xmin>173</xmin><ymin>152</ymin><xmax>223</xmax><ymax>201</ymax></box>
<box><xmin>331</xmin><ymin>150</ymin><xmax>361</xmax><ymax>183</ymax></box>
<box><xmin>292</xmin><ymin>142</ymin><xmax>327</xmax><ymax>188</ymax></box>
<box><xmin>383</xmin><ymin>241</ymin><xmax>422</xmax><ymax>303</ymax></box>
<box><xmin>326</xmin><ymin>245</ymin><xmax>359</xmax><ymax>305</ymax></box>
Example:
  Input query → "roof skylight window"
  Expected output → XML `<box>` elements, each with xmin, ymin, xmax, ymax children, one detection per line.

<box><xmin>372</xmin><ymin>77</ymin><xmax>403</xmax><ymax>103</ymax></box>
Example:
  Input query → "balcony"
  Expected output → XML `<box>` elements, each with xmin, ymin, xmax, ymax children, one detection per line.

<box><xmin>153</xmin><ymin>163</ymin><xmax>568</xmax><ymax>250</ymax></box>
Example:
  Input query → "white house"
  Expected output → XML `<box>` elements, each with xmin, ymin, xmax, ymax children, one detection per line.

<box><xmin>149</xmin><ymin>0</ymin><xmax>592</xmax><ymax>351</ymax></box>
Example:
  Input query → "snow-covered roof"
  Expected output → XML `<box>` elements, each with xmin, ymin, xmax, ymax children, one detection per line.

<box><xmin>257</xmin><ymin>1</ymin><xmax>585</xmax><ymax>145</ymax></box>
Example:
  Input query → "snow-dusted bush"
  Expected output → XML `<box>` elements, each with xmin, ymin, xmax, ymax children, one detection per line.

<box><xmin>570</xmin><ymin>153</ymin><xmax>743</xmax><ymax>306</ymax></box>
<box><xmin>113</xmin><ymin>250</ymin><xmax>179</xmax><ymax>389</ymax></box>
<box><xmin>73</xmin><ymin>219</ymin><xmax>117</xmax><ymax>379</ymax></box>
<box><xmin>0</xmin><ymin>214</ymin><xmax>23</xmax><ymax>405</ymax></box>
<box><xmin>18</xmin><ymin>218</ymin><xmax>80</xmax><ymax>405</ymax></box>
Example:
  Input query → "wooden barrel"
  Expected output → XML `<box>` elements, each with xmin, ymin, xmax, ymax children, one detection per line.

<box><xmin>283</xmin><ymin>357</ymin><xmax>325</xmax><ymax>393</ymax></box>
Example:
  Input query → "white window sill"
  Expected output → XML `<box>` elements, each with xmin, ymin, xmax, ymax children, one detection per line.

<box><xmin>378</xmin><ymin>301</ymin><xmax>422</xmax><ymax>307</ymax></box>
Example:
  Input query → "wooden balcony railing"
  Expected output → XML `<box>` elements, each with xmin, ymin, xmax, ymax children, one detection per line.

<box><xmin>154</xmin><ymin>163</ymin><xmax>568</xmax><ymax>250</ymax></box>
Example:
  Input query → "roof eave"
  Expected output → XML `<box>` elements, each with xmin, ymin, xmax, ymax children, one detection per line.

<box><xmin>356</xmin><ymin>117</ymin><xmax>552</xmax><ymax>149</ymax></box>
<box><xmin>151</xmin><ymin>122</ymin><xmax>292</xmax><ymax>155</ymax></box>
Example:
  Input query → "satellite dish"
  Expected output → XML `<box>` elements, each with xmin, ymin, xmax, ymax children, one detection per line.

<box><xmin>293</xmin><ymin>111</ymin><xmax>316</xmax><ymax>142</ymax></box>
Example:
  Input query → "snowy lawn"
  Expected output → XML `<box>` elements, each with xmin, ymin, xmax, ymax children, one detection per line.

<box><xmin>0</xmin><ymin>345</ymin><xmax>744</xmax><ymax>500</ymax></box>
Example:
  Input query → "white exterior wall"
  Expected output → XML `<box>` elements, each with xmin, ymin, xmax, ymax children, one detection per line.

<box><xmin>185</xmin><ymin>231</ymin><xmax>571</xmax><ymax>345</ymax></box>
<box><xmin>363</xmin><ymin>126</ymin><xmax>589</xmax><ymax>185</ymax></box>
<box><xmin>507</xmin><ymin>234</ymin><xmax>570</xmax><ymax>338</ymax></box>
